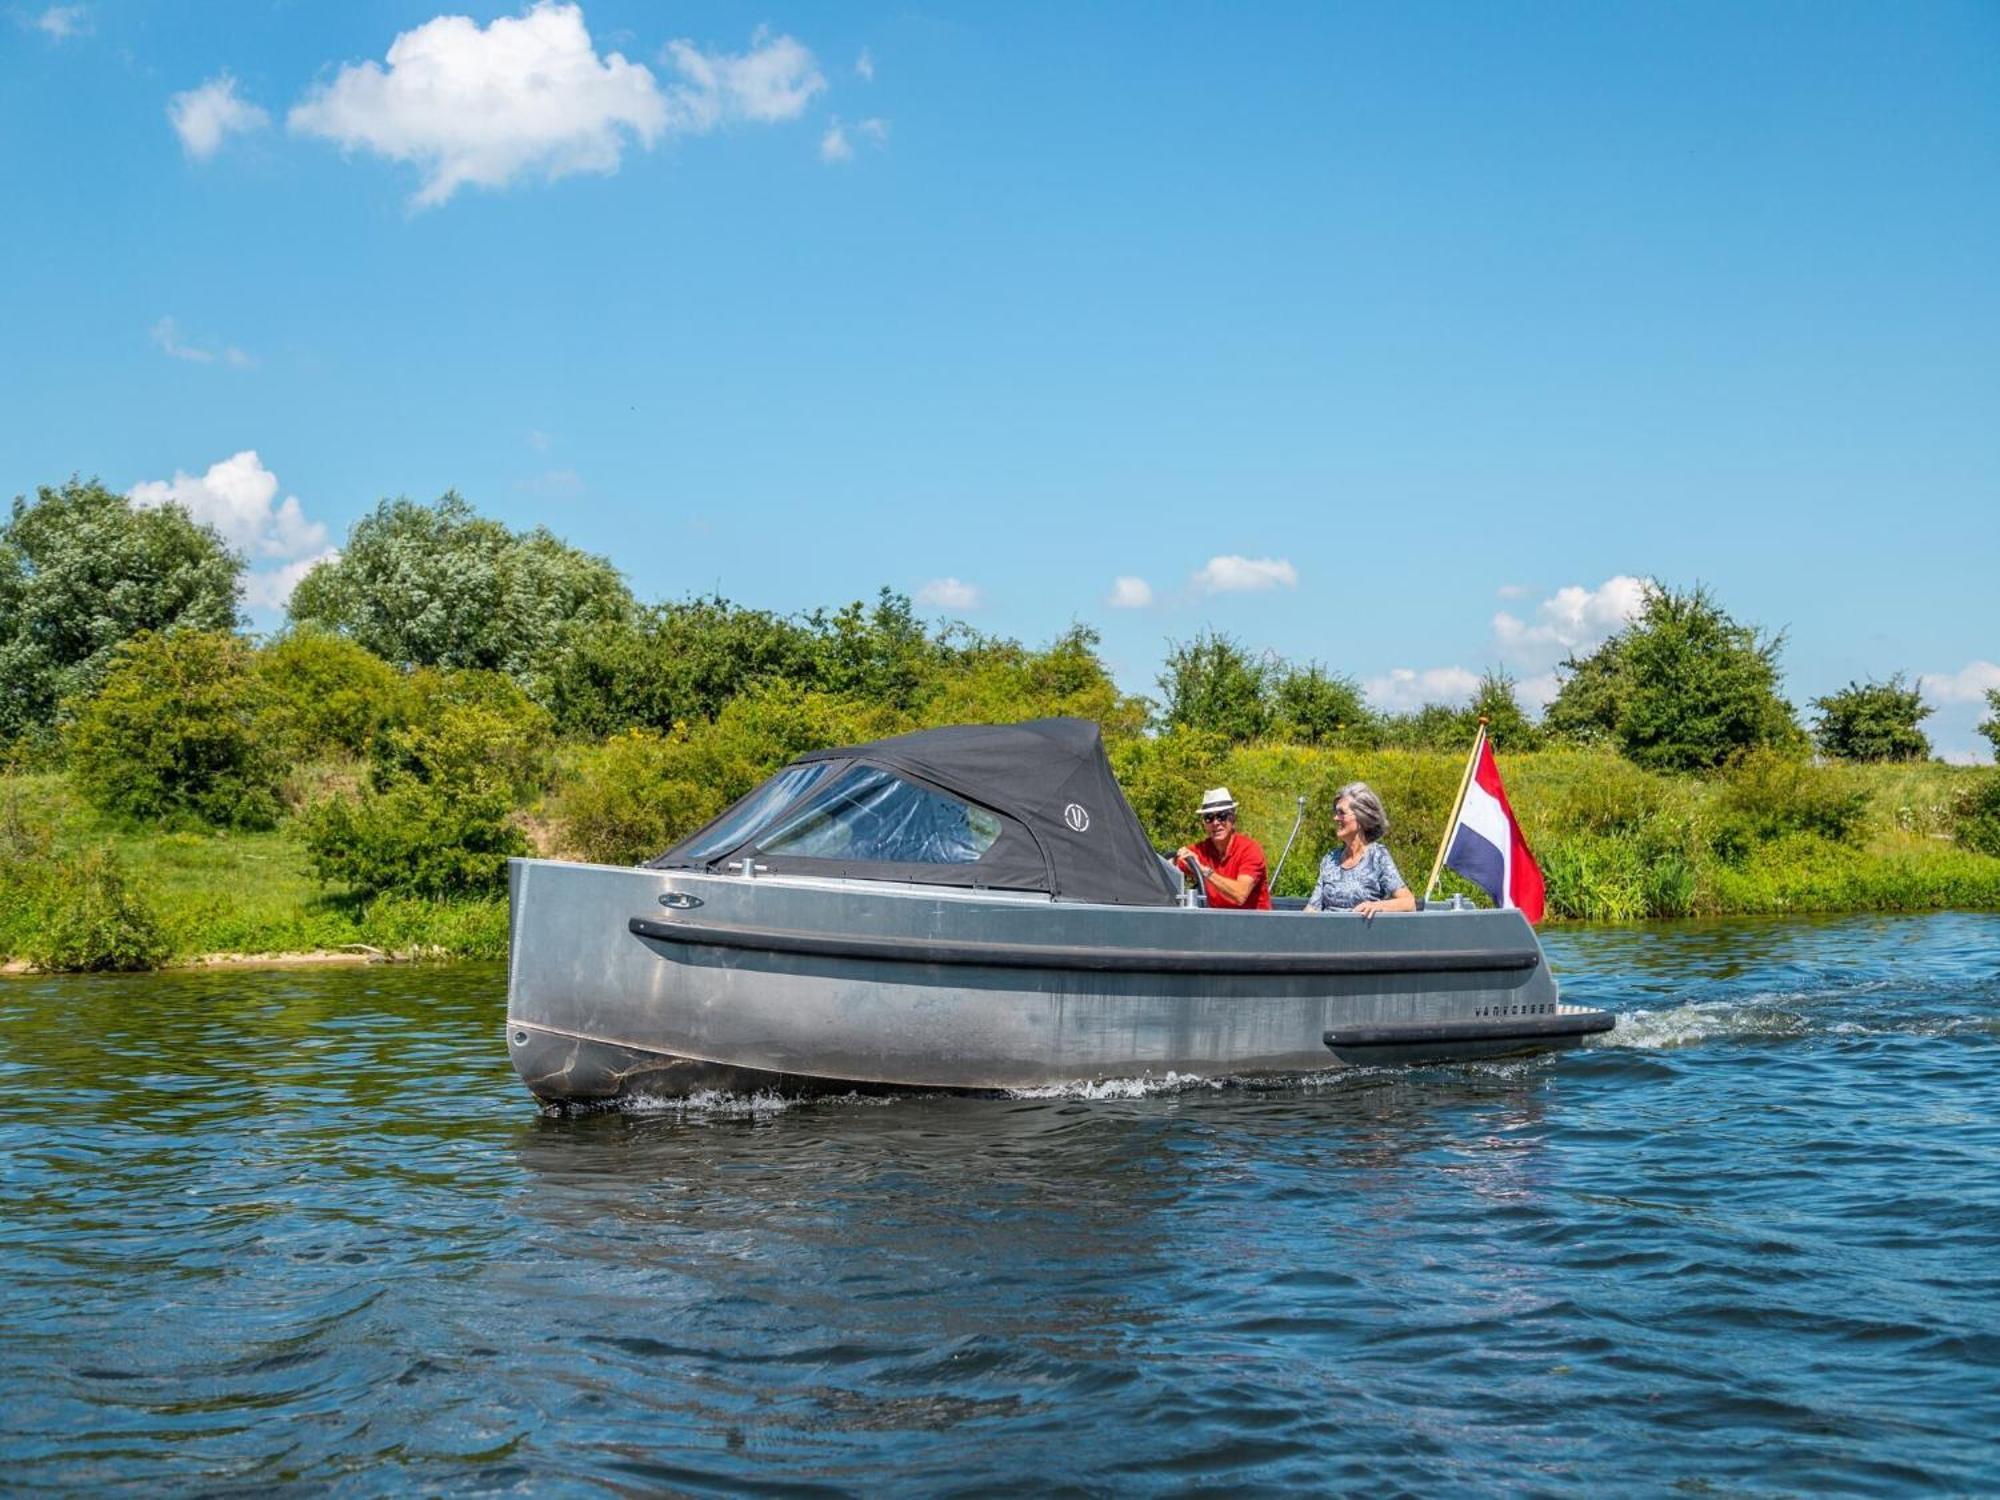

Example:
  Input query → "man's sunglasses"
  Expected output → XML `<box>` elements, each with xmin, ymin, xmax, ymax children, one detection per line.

<box><xmin>1200</xmin><ymin>811</ymin><xmax>1233</xmax><ymax>823</ymax></box>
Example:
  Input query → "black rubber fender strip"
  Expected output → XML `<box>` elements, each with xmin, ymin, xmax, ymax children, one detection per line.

<box><xmin>628</xmin><ymin>915</ymin><xmax>1542</xmax><ymax>976</ymax></box>
<box><xmin>1324</xmin><ymin>1009</ymin><xmax>1614</xmax><ymax>1049</ymax></box>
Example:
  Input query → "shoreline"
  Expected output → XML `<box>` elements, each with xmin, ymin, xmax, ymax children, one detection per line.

<box><xmin>0</xmin><ymin>947</ymin><xmax>402</xmax><ymax>978</ymax></box>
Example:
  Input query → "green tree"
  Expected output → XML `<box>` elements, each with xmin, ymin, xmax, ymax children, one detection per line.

<box><xmin>1468</xmin><ymin>669</ymin><xmax>1542</xmax><ymax>752</ymax></box>
<box><xmin>1542</xmin><ymin>638</ymin><xmax>1629</xmax><ymax>747</ymax></box>
<box><xmin>531</xmin><ymin>595</ymin><xmax>826</xmax><ymax>738</ymax></box>
<box><xmin>1979</xmin><ymin>688</ymin><xmax>2000</xmax><ymax>761</ymax></box>
<box><xmin>288</xmin><ymin>493</ymin><xmax>633</xmax><ymax>679</ymax></box>
<box><xmin>1546</xmin><ymin>582</ymin><xmax>1800</xmax><ymax>772</ymax></box>
<box><xmin>1811</xmin><ymin>675</ymin><xmax>1932</xmax><ymax>762</ymax></box>
<box><xmin>1156</xmin><ymin>632</ymin><xmax>1272</xmax><ymax>742</ymax></box>
<box><xmin>0</xmin><ymin>478</ymin><xmax>241</xmax><ymax>745</ymax></box>
<box><xmin>806</xmin><ymin>588</ymin><xmax>940</xmax><ymax>712</ymax></box>
<box><xmin>1269</xmin><ymin>664</ymin><xmax>1372</xmax><ymax>746</ymax></box>
<box><xmin>1376</xmin><ymin>702</ymin><xmax>1475</xmax><ymax>751</ymax></box>
<box><xmin>302</xmin><ymin>784</ymin><xmax>525</xmax><ymax>901</ymax></box>
<box><xmin>64</xmin><ymin>629</ymin><xmax>282</xmax><ymax>828</ymax></box>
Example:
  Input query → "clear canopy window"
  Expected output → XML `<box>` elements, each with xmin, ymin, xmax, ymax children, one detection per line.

<box><xmin>677</xmin><ymin>761</ymin><xmax>837</xmax><ymax>862</ymax></box>
<box><xmin>754</xmin><ymin>766</ymin><xmax>1004</xmax><ymax>864</ymax></box>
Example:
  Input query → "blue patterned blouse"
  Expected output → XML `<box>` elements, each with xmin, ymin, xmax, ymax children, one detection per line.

<box><xmin>1304</xmin><ymin>842</ymin><xmax>1409</xmax><ymax>911</ymax></box>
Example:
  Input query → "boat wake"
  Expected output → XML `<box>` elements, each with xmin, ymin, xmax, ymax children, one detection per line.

<box><xmin>609</xmin><ymin>1087</ymin><xmax>905</xmax><ymax>1119</ymax></box>
<box><xmin>1591</xmin><ymin>999</ymin><xmax>1814</xmax><ymax>1050</ymax></box>
<box><xmin>1591</xmin><ymin>987</ymin><xmax>1999</xmax><ymax>1051</ymax></box>
<box><xmin>1005</xmin><ymin>1071</ymin><xmax>1231</xmax><ymax>1100</ymax></box>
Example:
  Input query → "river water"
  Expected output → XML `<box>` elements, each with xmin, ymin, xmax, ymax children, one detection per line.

<box><xmin>2</xmin><ymin>912</ymin><xmax>1996</xmax><ymax>1495</ymax></box>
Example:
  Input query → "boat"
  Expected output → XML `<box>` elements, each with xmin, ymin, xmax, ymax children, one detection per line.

<box><xmin>505</xmin><ymin>718</ymin><xmax>1612</xmax><ymax>1108</ymax></box>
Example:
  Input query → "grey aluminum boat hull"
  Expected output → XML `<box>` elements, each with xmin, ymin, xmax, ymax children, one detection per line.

<box><xmin>504</xmin><ymin>858</ymin><xmax>1611</xmax><ymax>1107</ymax></box>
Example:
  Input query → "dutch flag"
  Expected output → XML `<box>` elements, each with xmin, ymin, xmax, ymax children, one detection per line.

<box><xmin>1445</xmin><ymin>737</ymin><xmax>1546</xmax><ymax>923</ymax></box>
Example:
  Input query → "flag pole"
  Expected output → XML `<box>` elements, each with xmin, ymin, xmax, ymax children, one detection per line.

<box><xmin>1424</xmin><ymin>717</ymin><xmax>1489</xmax><ymax>904</ymax></box>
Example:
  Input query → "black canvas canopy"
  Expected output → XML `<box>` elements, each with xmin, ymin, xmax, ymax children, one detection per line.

<box><xmin>651</xmin><ymin>718</ymin><xmax>1180</xmax><ymax>907</ymax></box>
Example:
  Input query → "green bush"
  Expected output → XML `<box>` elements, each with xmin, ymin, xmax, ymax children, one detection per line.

<box><xmin>257</xmin><ymin>629</ymin><xmax>410</xmax><ymax>759</ymax></box>
<box><xmin>1957</xmin><ymin>772</ymin><xmax>2000</xmax><ymax>858</ymax></box>
<box><xmin>914</xmin><ymin>626</ymin><xmax>1148</xmax><ymax>737</ymax></box>
<box><xmin>368</xmin><ymin>667</ymin><xmax>553</xmax><ymax>800</ymax></box>
<box><xmin>26</xmin><ymin>845</ymin><xmax>172</xmax><ymax>972</ymax></box>
<box><xmin>1269</xmin><ymin>665</ymin><xmax>1372</xmax><ymax>747</ymax></box>
<box><xmin>302</xmin><ymin>666</ymin><xmax>550</xmax><ymax>901</ymax></box>
<box><xmin>1710</xmin><ymin>749</ymin><xmax>1869</xmax><ymax>859</ymax></box>
<box><xmin>557</xmin><ymin>728</ymin><xmax>713</xmax><ymax>866</ymax></box>
<box><xmin>1468</xmin><ymin>670</ymin><xmax>1543</xmax><ymax>753</ymax></box>
<box><xmin>303</xmin><ymin>781</ymin><xmax>525</xmax><ymax>900</ymax></box>
<box><xmin>1375</xmin><ymin>703</ymin><xmax>1476</xmax><ymax>752</ymax></box>
<box><xmin>551</xmin><ymin>684</ymin><xmax>908</xmax><ymax>866</ymax></box>
<box><xmin>1811</xmin><ymin>675</ymin><xmax>1932</xmax><ymax>762</ymax></box>
<box><xmin>64</xmin><ymin>629</ymin><xmax>282</xmax><ymax>829</ymax></box>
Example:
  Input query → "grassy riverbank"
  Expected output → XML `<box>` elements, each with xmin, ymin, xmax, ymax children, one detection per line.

<box><xmin>6</xmin><ymin>748</ymin><xmax>1998</xmax><ymax>972</ymax></box>
<box><xmin>1209</xmin><ymin>745</ymin><xmax>2000</xmax><ymax>919</ymax></box>
<box><xmin>0</xmin><ymin>773</ymin><xmax>506</xmax><ymax>970</ymax></box>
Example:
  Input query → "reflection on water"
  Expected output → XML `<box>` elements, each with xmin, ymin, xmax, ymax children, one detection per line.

<box><xmin>2</xmin><ymin>913</ymin><xmax>1998</xmax><ymax>1493</ymax></box>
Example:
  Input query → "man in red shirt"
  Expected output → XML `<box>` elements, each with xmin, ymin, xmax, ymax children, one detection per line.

<box><xmin>1175</xmin><ymin>786</ymin><xmax>1272</xmax><ymax>910</ymax></box>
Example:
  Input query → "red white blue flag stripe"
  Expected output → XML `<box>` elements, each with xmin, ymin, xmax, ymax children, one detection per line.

<box><xmin>1445</xmin><ymin>738</ymin><xmax>1546</xmax><ymax>923</ymax></box>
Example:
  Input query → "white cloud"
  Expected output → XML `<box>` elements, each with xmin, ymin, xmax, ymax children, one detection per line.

<box><xmin>129</xmin><ymin>451</ymin><xmax>333</xmax><ymax>609</ymax></box>
<box><xmin>1492</xmin><ymin>574</ymin><xmax>1647</xmax><ymax>667</ymax></box>
<box><xmin>1363</xmin><ymin>665</ymin><xmax>1482</xmax><ymax>713</ymax></box>
<box><xmin>1495</xmin><ymin>583</ymin><xmax>1529</xmax><ymax>600</ymax></box>
<box><xmin>286</xmin><ymin>7</ymin><xmax>823</xmax><ymax>206</ymax></box>
<box><xmin>151</xmin><ymin>316</ymin><xmax>212</xmax><ymax>363</ymax></box>
<box><xmin>168</xmin><ymin>74</ymin><xmax>271</xmax><ymax>160</ymax></box>
<box><xmin>854</xmin><ymin>48</ymin><xmax>874</xmax><ymax>81</ymax></box>
<box><xmin>31</xmin><ymin>4</ymin><xmax>89</xmax><ymax>40</ymax></box>
<box><xmin>1918</xmin><ymin>661</ymin><xmax>2000</xmax><ymax>705</ymax></box>
<box><xmin>1193</xmin><ymin>555</ymin><xmax>1298</xmax><ymax>594</ymax></box>
<box><xmin>660</xmin><ymin>25</ymin><xmax>824</xmax><ymax>130</ymax></box>
<box><xmin>820</xmin><ymin>114</ymin><xmax>887</xmax><ymax>163</ymax></box>
<box><xmin>288</xmin><ymin>2</ymin><xmax>670</xmax><ymax>208</ymax></box>
<box><xmin>150</xmin><ymin>315</ymin><xmax>254</xmax><ymax>368</ymax></box>
<box><xmin>916</xmin><ymin>577</ymin><xmax>981</xmax><ymax>610</ymax></box>
<box><xmin>1107</xmin><ymin>576</ymin><xmax>1153</xmax><ymax>609</ymax></box>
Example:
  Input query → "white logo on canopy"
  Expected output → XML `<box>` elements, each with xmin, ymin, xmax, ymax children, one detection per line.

<box><xmin>1063</xmin><ymin>803</ymin><xmax>1090</xmax><ymax>832</ymax></box>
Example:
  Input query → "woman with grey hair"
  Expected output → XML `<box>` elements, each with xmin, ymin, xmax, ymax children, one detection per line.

<box><xmin>1304</xmin><ymin>782</ymin><xmax>1417</xmax><ymax>917</ymax></box>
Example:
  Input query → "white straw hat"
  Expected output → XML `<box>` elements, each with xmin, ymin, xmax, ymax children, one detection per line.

<box><xmin>1197</xmin><ymin>787</ymin><xmax>1237</xmax><ymax>816</ymax></box>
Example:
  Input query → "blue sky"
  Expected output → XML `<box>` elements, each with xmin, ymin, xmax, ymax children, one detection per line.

<box><xmin>4</xmin><ymin>1</ymin><xmax>1996</xmax><ymax>755</ymax></box>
